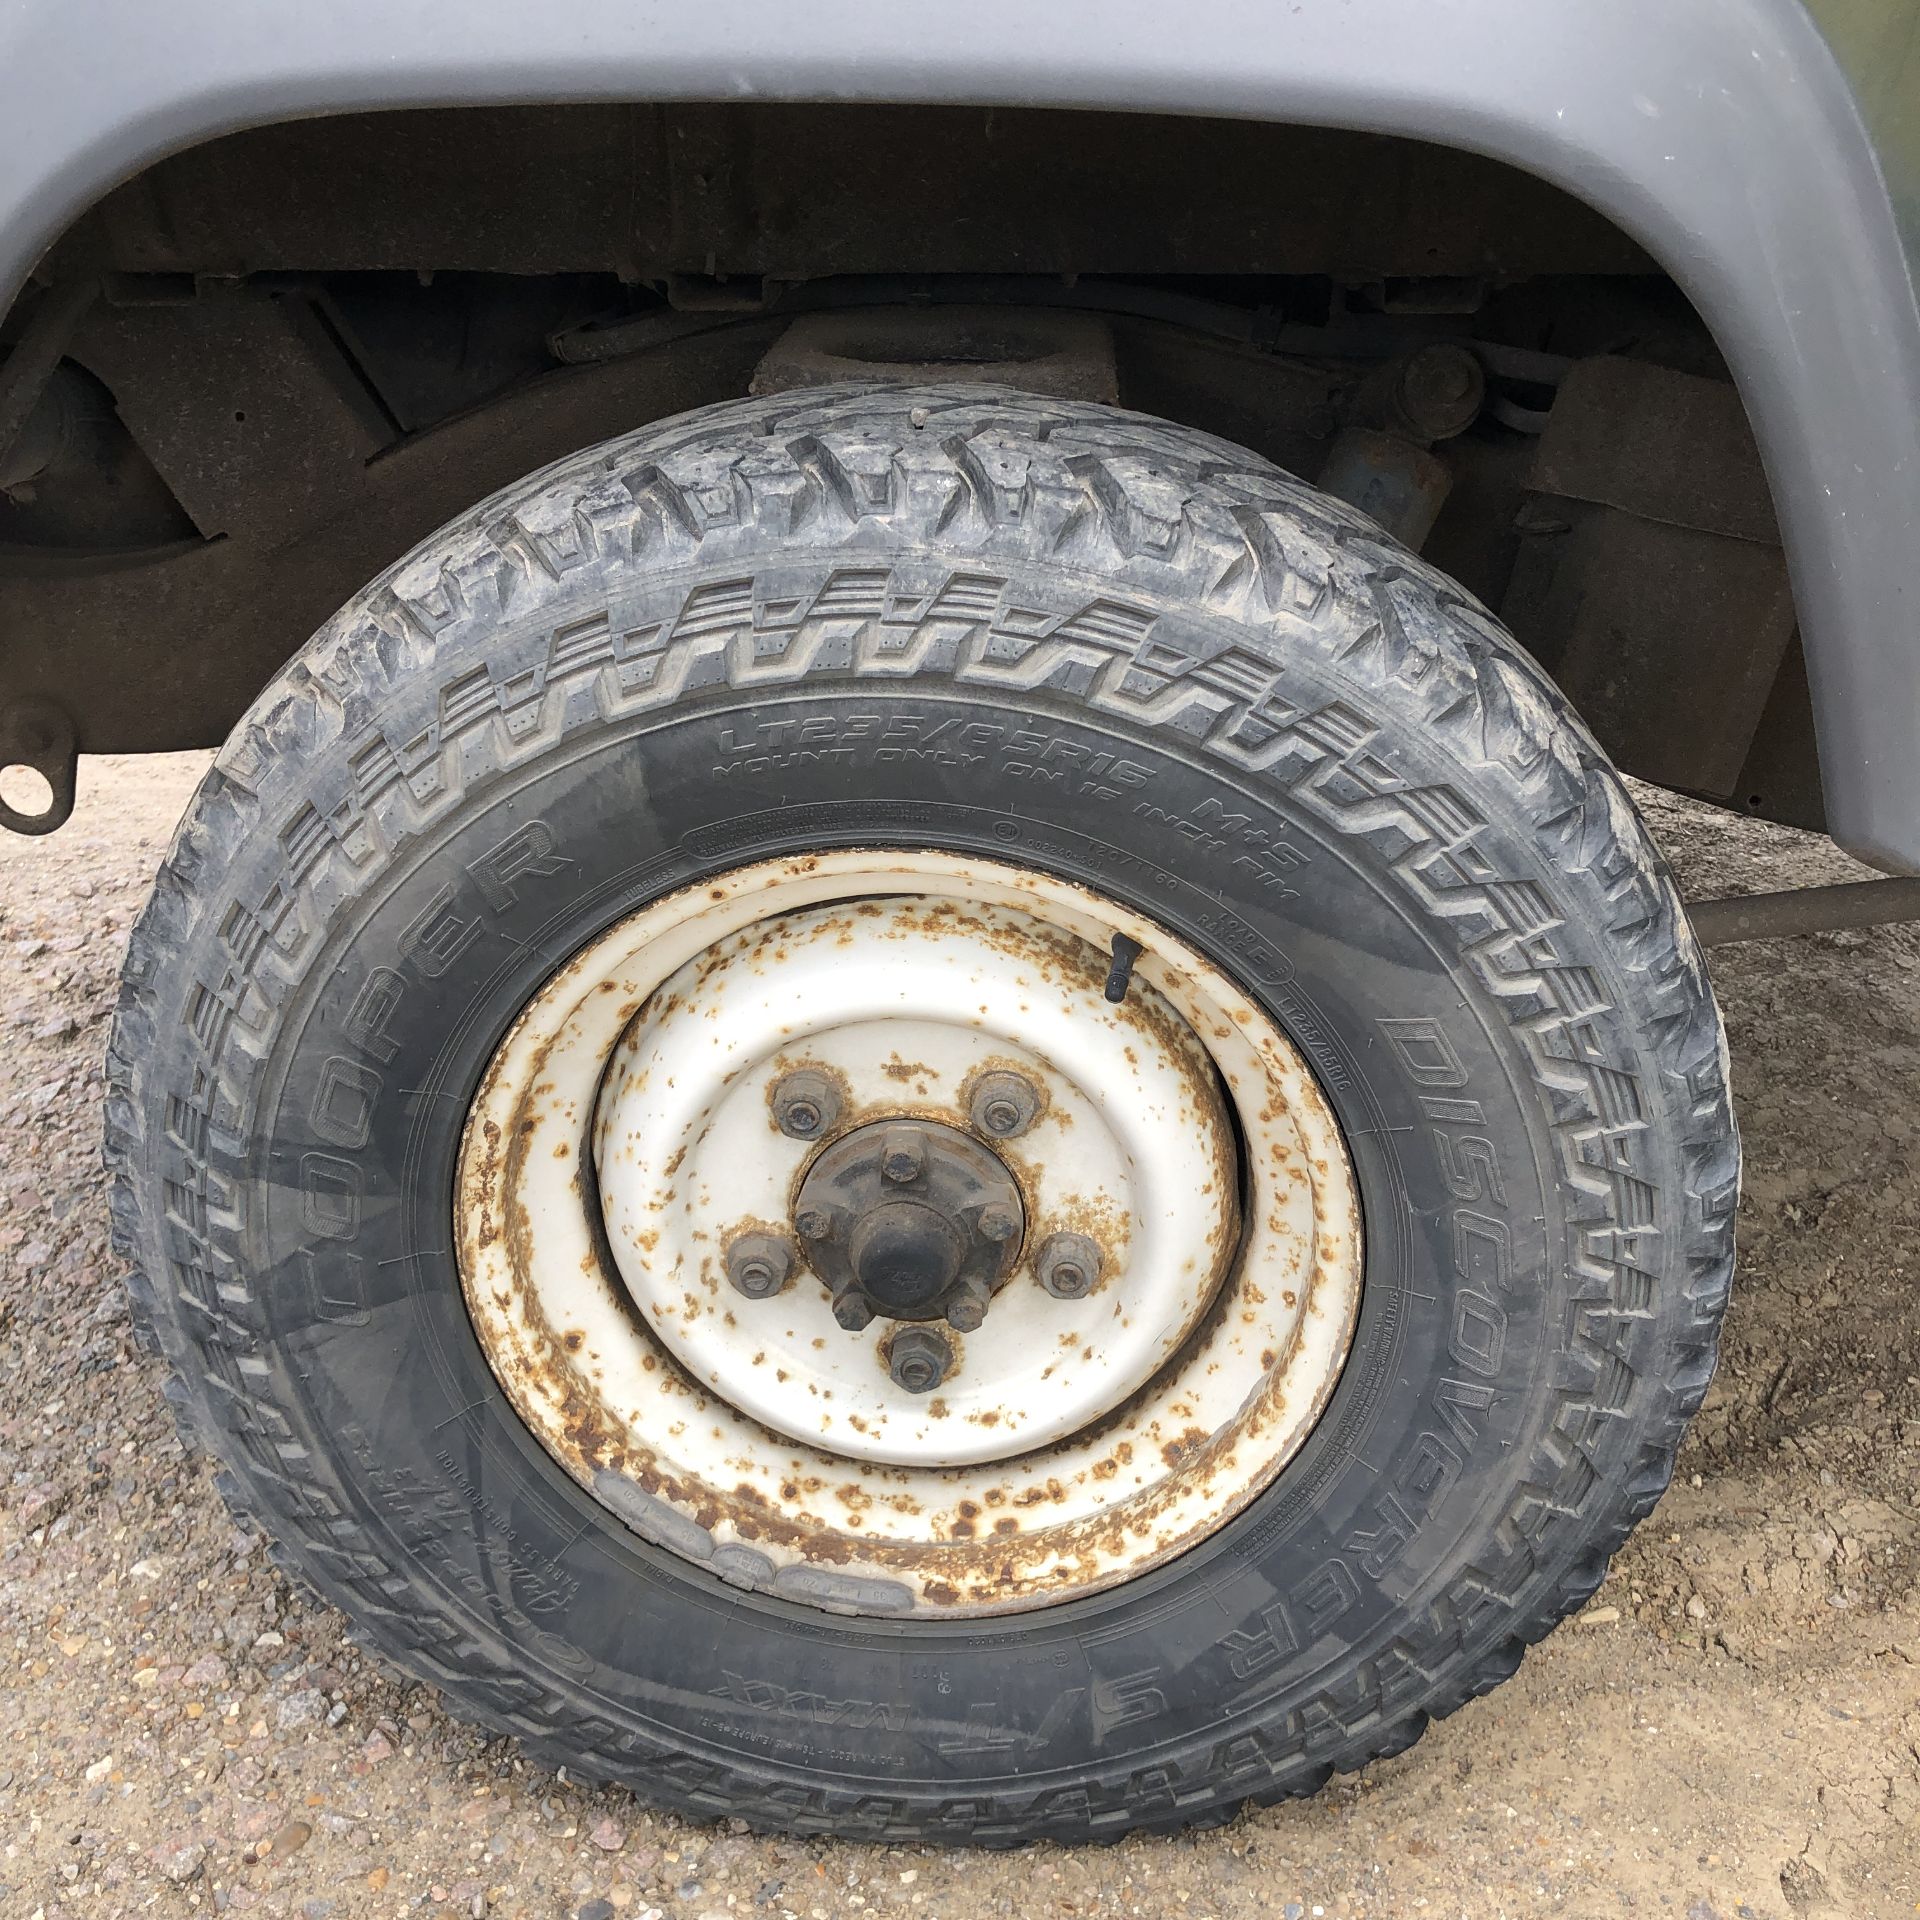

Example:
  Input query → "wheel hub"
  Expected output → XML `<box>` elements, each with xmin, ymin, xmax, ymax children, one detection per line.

<box><xmin>790</xmin><ymin>1116</ymin><xmax>1026</xmax><ymax>1334</ymax></box>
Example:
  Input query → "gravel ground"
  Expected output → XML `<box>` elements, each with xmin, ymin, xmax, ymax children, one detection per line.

<box><xmin>0</xmin><ymin>754</ymin><xmax>1915</xmax><ymax>1920</ymax></box>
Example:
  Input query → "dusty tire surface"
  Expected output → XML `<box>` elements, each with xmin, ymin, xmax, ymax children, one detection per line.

<box><xmin>104</xmin><ymin>386</ymin><xmax>1736</xmax><ymax>1842</ymax></box>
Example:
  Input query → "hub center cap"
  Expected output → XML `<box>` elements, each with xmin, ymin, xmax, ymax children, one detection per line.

<box><xmin>795</xmin><ymin>1118</ymin><xmax>1025</xmax><ymax>1330</ymax></box>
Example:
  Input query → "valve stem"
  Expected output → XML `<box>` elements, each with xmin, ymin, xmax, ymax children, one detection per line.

<box><xmin>1104</xmin><ymin>932</ymin><xmax>1144</xmax><ymax>1004</ymax></box>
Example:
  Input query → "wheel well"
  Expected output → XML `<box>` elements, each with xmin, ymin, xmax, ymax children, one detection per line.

<box><xmin>0</xmin><ymin>102</ymin><xmax>1821</xmax><ymax>831</ymax></box>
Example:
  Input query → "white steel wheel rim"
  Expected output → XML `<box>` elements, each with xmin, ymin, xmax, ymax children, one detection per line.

<box><xmin>594</xmin><ymin>893</ymin><xmax>1239</xmax><ymax>1466</ymax></box>
<box><xmin>458</xmin><ymin>850</ymin><xmax>1363</xmax><ymax>1617</ymax></box>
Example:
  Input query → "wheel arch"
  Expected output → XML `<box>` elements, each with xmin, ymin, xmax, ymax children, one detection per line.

<box><xmin>3</xmin><ymin>0</ymin><xmax>1918</xmax><ymax>862</ymax></box>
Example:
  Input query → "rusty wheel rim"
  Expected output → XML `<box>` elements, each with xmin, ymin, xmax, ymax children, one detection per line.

<box><xmin>457</xmin><ymin>850</ymin><xmax>1362</xmax><ymax>1617</ymax></box>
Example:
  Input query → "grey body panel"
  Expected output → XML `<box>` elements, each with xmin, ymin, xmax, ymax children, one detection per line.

<box><xmin>2</xmin><ymin>0</ymin><xmax>1916</xmax><ymax>865</ymax></box>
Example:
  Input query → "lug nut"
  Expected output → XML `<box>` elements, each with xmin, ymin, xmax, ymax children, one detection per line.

<box><xmin>1036</xmin><ymin>1231</ymin><xmax>1102</xmax><ymax>1300</ymax></box>
<box><xmin>771</xmin><ymin>1067</ymin><xmax>843</xmax><ymax>1141</ymax></box>
<box><xmin>724</xmin><ymin>1231</ymin><xmax>793</xmax><ymax>1300</ymax></box>
<box><xmin>880</xmin><ymin>1128</ymin><xmax>926</xmax><ymax>1184</ymax></box>
<box><xmin>832</xmin><ymin>1292</ymin><xmax>875</xmax><ymax>1332</ymax></box>
<box><xmin>970</xmin><ymin>1070</ymin><xmax>1040</xmax><ymax>1140</ymax></box>
<box><xmin>887</xmin><ymin>1326</ymin><xmax>953</xmax><ymax>1395</ymax></box>
<box><xmin>795</xmin><ymin>1205</ymin><xmax>835</xmax><ymax>1241</ymax></box>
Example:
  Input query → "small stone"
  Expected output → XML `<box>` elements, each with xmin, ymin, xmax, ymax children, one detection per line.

<box><xmin>264</xmin><ymin>1819</ymin><xmax>312</xmax><ymax>1861</ymax></box>
<box><xmin>150</xmin><ymin>1838</ymin><xmax>207</xmax><ymax>1884</ymax></box>
<box><xmin>83</xmin><ymin>1754</ymin><xmax>114</xmax><ymax>1784</ymax></box>
<box><xmin>361</xmin><ymin>1730</ymin><xmax>393</xmax><ymax>1763</ymax></box>
<box><xmin>577</xmin><ymin>1902</ymin><xmax>616</xmax><ymax>1920</ymax></box>
<box><xmin>366</xmin><ymin>1866</ymin><xmax>390</xmax><ymax>1892</ymax></box>
<box><xmin>183</xmin><ymin>1653</ymin><xmax>228</xmax><ymax>1688</ymax></box>
<box><xmin>1575</xmin><ymin>1605</ymin><xmax>1621</xmax><ymax>1627</ymax></box>
<box><xmin>31</xmin><ymin>1015</ymin><xmax>76</xmax><ymax>1042</ymax></box>
<box><xmin>1686</xmin><ymin>1595</ymin><xmax>1708</xmax><ymax>1621</ymax></box>
<box><xmin>275</xmin><ymin>1688</ymin><xmax>327</xmax><ymax>1732</ymax></box>
<box><xmin>590</xmin><ymin>1817</ymin><xmax>624</xmax><ymax>1853</ymax></box>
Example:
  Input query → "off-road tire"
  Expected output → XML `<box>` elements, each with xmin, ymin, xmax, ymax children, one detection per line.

<box><xmin>104</xmin><ymin>386</ymin><xmax>1737</xmax><ymax>1842</ymax></box>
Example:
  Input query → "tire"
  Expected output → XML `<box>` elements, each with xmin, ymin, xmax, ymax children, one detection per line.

<box><xmin>105</xmin><ymin>385</ymin><xmax>1736</xmax><ymax>1843</ymax></box>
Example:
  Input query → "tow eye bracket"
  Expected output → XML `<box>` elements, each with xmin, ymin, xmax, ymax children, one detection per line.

<box><xmin>0</xmin><ymin>697</ymin><xmax>78</xmax><ymax>835</ymax></box>
<box><xmin>792</xmin><ymin>1117</ymin><xmax>1026</xmax><ymax>1334</ymax></box>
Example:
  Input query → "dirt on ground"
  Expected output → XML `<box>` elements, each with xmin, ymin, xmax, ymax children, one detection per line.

<box><xmin>0</xmin><ymin>754</ymin><xmax>1914</xmax><ymax>1920</ymax></box>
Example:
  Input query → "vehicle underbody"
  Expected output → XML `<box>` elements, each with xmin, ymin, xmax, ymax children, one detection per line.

<box><xmin>0</xmin><ymin>103</ymin><xmax>1820</xmax><ymax>836</ymax></box>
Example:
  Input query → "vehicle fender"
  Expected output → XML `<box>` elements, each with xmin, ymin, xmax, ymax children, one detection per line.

<box><xmin>2</xmin><ymin>0</ymin><xmax>1916</xmax><ymax>863</ymax></box>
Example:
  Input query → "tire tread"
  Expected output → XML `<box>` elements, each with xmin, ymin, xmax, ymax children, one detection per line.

<box><xmin>104</xmin><ymin>386</ymin><xmax>1735</xmax><ymax>1842</ymax></box>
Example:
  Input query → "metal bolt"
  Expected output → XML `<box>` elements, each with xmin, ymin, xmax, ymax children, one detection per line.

<box><xmin>795</xmin><ymin>1205</ymin><xmax>835</xmax><ymax>1241</ymax></box>
<box><xmin>832</xmin><ymin>1291</ymin><xmax>875</xmax><ymax>1332</ymax></box>
<box><xmin>724</xmin><ymin>1231</ymin><xmax>793</xmax><ymax>1300</ymax></box>
<box><xmin>771</xmin><ymin>1067</ymin><xmax>843</xmax><ymax>1141</ymax></box>
<box><xmin>1036</xmin><ymin>1231</ymin><xmax>1102</xmax><ymax>1300</ymax></box>
<box><xmin>887</xmin><ymin>1326</ymin><xmax>953</xmax><ymax>1395</ymax></box>
<box><xmin>880</xmin><ymin>1128</ymin><xmax>926</xmax><ymax>1184</ymax></box>
<box><xmin>945</xmin><ymin>1284</ymin><xmax>989</xmax><ymax>1333</ymax></box>
<box><xmin>977</xmin><ymin>1203</ymin><xmax>1020</xmax><ymax>1244</ymax></box>
<box><xmin>970</xmin><ymin>1070</ymin><xmax>1040</xmax><ymax>1140</ymax></box>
